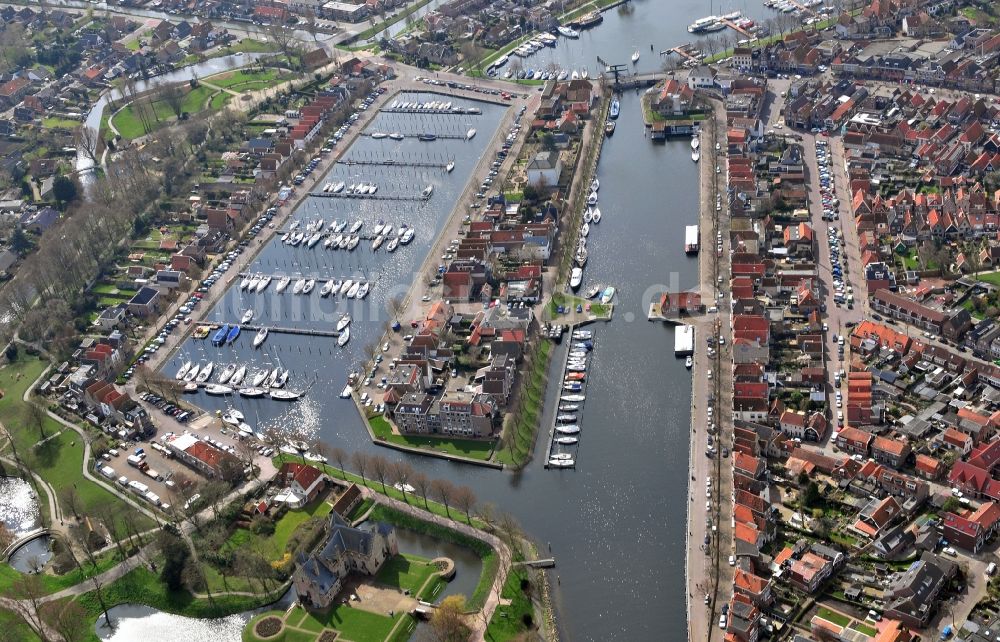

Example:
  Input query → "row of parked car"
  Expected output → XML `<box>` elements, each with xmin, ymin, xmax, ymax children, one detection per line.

<box><xmin>139</xmin><ymin>391</ymin><xmax>192</xmax><ymax>423</ymax></box>
<box><xmin>816</xmin><ymin>140</ymin><xmax>840</xmax><ymax>221</ymax></box>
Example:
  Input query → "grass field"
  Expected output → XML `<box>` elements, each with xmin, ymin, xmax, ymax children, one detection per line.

<box><xmin>977</xmin><ymin>271</ymin><xmax>1000</xmax><ymax>286</ymax></box>
<box><xmin>495</xmin><ymin>341</ymin><xmax>552</xmax><ymax>468</ymax></box>
<box><xmin>0</xmin><ymin>358</ymin><xmax>154</xmax><ymax>538</ymax></box>
<box><xmin>205</xmin><ymin>68</ymin><xmax>289</xmax><ymax>92</ymax></box>
<box><xmin>368</xmin><ymin>415</ymin><xmax>496</xmax><ymax>460</ymax></box>
<box><xmin>223</xmin><ymin>497</ymin><xmax>333</xmax><ymax>562</ymax></box>
<box><xmin>374</xmin><ymin>553</ymin><xmax>443</xmax><ymax>600</ymax></box>
<box><xmin>111</xmin><ymin>84</ymin><xmax>221</xmax><ymax>139</ymax></box>
<box><xmin>41</xmin><ymin>117</ymin><xmax>81</xmax><ymax>130</ymax></box>
<box><xmin>485</xmin><ymin>565</ymin><xmax>534</xmax><ymax>641</ymax></box>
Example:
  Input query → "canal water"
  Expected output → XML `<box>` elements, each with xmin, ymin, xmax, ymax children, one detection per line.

<box><xmin>0</xmin><ymin>477</ymin><xmax>54</xmax><ymax>573</ymax></box>
<box><xmin>155</xmin><ymin>2</ymin><xmax>710</xmax><ymax>640</ymax></box>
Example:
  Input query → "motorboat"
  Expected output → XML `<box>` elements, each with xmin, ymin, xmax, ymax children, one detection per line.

<box><xmin>320</xmin><ymin>280</ymin><xmax>336</xmax><ymax>297</ymax></box>
<box><xmin>559</xmin><ymin>404</ymin><xmax>580</xmax><ymax>412</ymax></box>
<box><xmin>371</xmin><ymin>131</ymin><xmax>388</xmax><ymax>139</ymax></box>
<box><xmin>570</xmin><ymin>267</ymin><xmax>583</xmax><ymax>290</ymax></box>
<box><xmin>184</xmin><ymin>364</ymin><xmax>200</xmax><ymax>382</ymax></box>
<box><xmin>609</xmin><ymin>99</ymin><xmax>620</xmax><ymax>119</ymax></box>
<box><xmin>591</xmin><ymin>207</ymin><xmax>602</xmax><ymax>224</ymax></box>
<box><xmin>446</xmin><ymin>161</ymin><xmax>455</xmax><ymax>173</ymax></box>
<box><xmin>211</xmin><ymin>324</ymin><xmax>230</xmax><ymax>346</ymax></box>
<box><xmin>388</xmin><ymin>132</ymin><xmax>403</xmax><ymax>141</ymax></box>
<box><xmin>204</xmin><ymin>384</ymin><xmax>233</xmax><ymax>396</ymax></box>
<box><xmin>466</xmin><ymin>128</ymin><xmax>477</xmax><ymax>140</ymax></box>
<box><xmin>340</xmin><ymin>385</ymin><xmax>352</xmax><ymax>399</ymax></box>
<box><xmin>307</xmin><ymin>233</ymin><xmax>322</xmax><ymax>248</ymax></box>
<box><xmin>556</xmin><ymin>425</ymin><xmax>580</xmax><ymax>435</ymax></box>
<box><xmin>338</xmin><ymin>326</ymin><xmax>350</xmax><ymax>347</ymax></box>
<box><xmin>563</xmin><ymin>383</ymin><xmax>583</xmax><ymax>391</ymax></box>
<box><xmin>240</xmin><ymin>387</ymin><xmax>267</xmax><ymax>398</ymax></box>
<box><xmin>293</xmin><ymin>278</ymin><xmax>306</xmax><ymax>294</ymax></box>
<box><xmin>347</xmin><ymin>235</ymin><xmax>360</xmax><ymax>250</ymax></box>
<box><xmin>198</xmin><ymin>366</ymin><xmax>219</xmax><ymax>386</ymax></box>
<box><xmin>605</xmin><ymin>120</ymin><xmax>616</xmax><ymax>135</ymax></box>
<box><xmin>557</xmin><ymin>414</ymin><xmax>577</xmax><ymax>422</ymax></box>
<box><xmin>557</xmin><ymin>25</ymin><xmax>580</xmax><ymax>38</ymax></box>
<box><xmin>221</xmin><ymin>409</ymin><xmax>244</xmax><ymax>425</ymax></box>
<box><xmin>350</xmin><ymin>220</ymin><xmax>363</xmax><ymax>234</ymax></box>
<box><xmin>555</xmin><ymin>436</ymin><xmax>579</xmax><ymax>445</ymax></box>
<box><xmin>270</xmin><ymin>390</ymin><xmax>301</xmax><ymax>401</ymax></box>
<box><xmin>346</xmin><ymin>281</ymin><xmax>361</xmax><ymax>298</ymax></box>
<box><xmin>253</xmin><ymin>327</ymin><xmax>268</xmax><ymax>348</ymax></box>
<box><xmin>686</xmin><ymin>356</ymin><xmax>694</xmax><ymax>368</ymax></box>
<box><xmin>175</xmin><ymin>361</ymin><xmax>192</xmax><ymax>380</ymax></box>
<box><xmin>599</xmin><ymin>286</ymin><xmax>617</xmax><ymax>305</ymax></box>
<box><xmin>257</xmin><ymin>275</ymin><xmax>271</xmax><ymax>292</ymax></box>
<box><xmin>302</xmin><ymin>279</ymin><xmax>316</xmax><ymax>295</ymax></box>
<box><xmin>418</xmin><ymin>133</ymin><xmax>437</xmax><ymax>142</ymax></box>
<box><xmin>400</xmin><ymin>228</ymin><xmax>415</xmax><ymax>244</ymax></box>
<box><xmin>583</xmin><ymin>209</ymin><xmax>593</xmax><ymax>224</ymax></box>
<box><xmin>264</xmin><ymin>367</ymin><xmax>281</xmax><ymax>388</ymax></box>
<box><xmin>183</xmin><ymin>383</ymin><xmax>198</xmax><ymax>393</ymax></box>
<box><xmin>691</xmin><ymin>135</ymin><xmax>700</xmax><ymax>150</ymax></box>
<box><xmin>587</xmin><ymin>192</ymin><xmax>598</xmax><ymax>206</ymax></box>
<box><xmin>372</xmin><ymin>222</ymin><xmax>385</xmax><ymax>236</ymax></box>
<box><xmin>305</xmin><ymin>452</ymin><xmax>327</xmax><ymax>463</ymax></box>
<box><xmin>226</xmin><ymin>325</ymin><xmax>240</xmax><ymax>344</ymax></box>
<box><xmin>218</xmin><ymin>363</ymin><xmax>237</xmax><ymax>384</ymax></box>
<box><xmin>240</xmin><ymin>275</ymin><xmax>250</xmax><ymax>290</ymax></box>
<box><xmin>382</xmin><ymin>225</ymin><xmax>393</xmax><ymax>238</ymax></box>
<box><xmin>326</xmin><ymin>234</ymin><xmax>340</xmax><ymax>249</ymax></box>
<box><xmin>241</xmin><ymin>310</ymin><xmax>253</xmax><ymax>324</ymax></box>
<box><xmin>551</xmin><ymin>453</ymin><xmax>573</xmax><ymax>461</ymax></box>
<box><xmin>423</xmin><ymin>185</ymin><xmax>434</xmax><ymax>198</ymax></box>
<box><xmin>631</xmin><ymin>49</ymin><xmax>640</xmax><ymax>63</ymax></box>
<box><xmin>337</xmin><ymin>314</ymin><xmax>352</xmax><ymax>332</ymax></box>
<box><xmin>387</xmin><ymin>237</ymin><xmax>399</xmax><ymax>252</ymax></box>
<box><xmin>340</xmin><ymin>279</ymin><xmax>354</xmax><ymax>296</ymax></box>
<box><xmin>581</xmin><ymin>222</ymin><xmax>590</xmax><ymax>237</ymax></box>
<box><xmin>590</xmin><ymin>178</ymin><xmax>600</xmax><ymax>192</ymax></box>
<box><xmin>572</xmin><ymin>330</ymin><xmax>592</xmax><ymax>339</ymax></box>
<box><xmin>356</xmin><ymin>282</ymin><xmax>370</xmax><ymax>299</ymax></box>
<box><xmin>332</xmin><ymin>181</ymin><xmax>346</xmax><ymax>193</ymax></box>
<box><xmin>372</xmin><ymin>235</ymin><xmax>385</xmax><ymax>251</ymax></box>
<box><xmin>230</xmin><ymin>365</ymin><xmax>247</xmax><ymax>386</ymax></box>
<box><xmin>562</xmin><ymin>394</ymin><xmax>585</xmax><ymax>402</ymax></box>
<box><xmin>276</xmin><ymin>276</ymin><xmax>291</xmax><ymax>293</ymax></box>
<box><xmin>692</xmin><ymin>148</ymin><xmax>700</xmax><ymax>163</ymax></box>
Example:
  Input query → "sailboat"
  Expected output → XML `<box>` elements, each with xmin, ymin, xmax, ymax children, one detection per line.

<box><xmin>230</xmin><ymin>365</ymin><xmax>247</xmax><ymax>386</ymax></box>
<box><xmin>184</xmin><ymin>364</ymin><xmax>200</xmax><ymax>382</ymax></box>
<box><xmin>196</xmin><ymin>362</ymin><xmax>214</xmax><ymax>383</ymax></box>
<box><xmin>256</xmin><ymin>275</ymin><xmax>271</xmax><ymax>292</ymax></box>
<box><xmin>338</xmin><ymin>326</ymin><xmax>351</xmax><ymax>347</ymax></box>
<box><xmin>175</xmin><ymin>361</ymin><xmax>191</xmax><ymax>380</ymax></box>
<box><xmin>276</xmin><ymin>276</ymin><xmax>291</xmax><ymax>293</ymax></box>
<box><xmin>253</xmin><ymin>327</ymin><xmax>268</xmax><ymax>348</ymax></box>
<box><xmin>241</xmin><ymin>310</ymin><xmax>253</xmax><ymax>324</ymax></box>
<box><xmin>466</xmin><ymin>128</ymin><xmax>477</xmax><ymax>140</ymax></box>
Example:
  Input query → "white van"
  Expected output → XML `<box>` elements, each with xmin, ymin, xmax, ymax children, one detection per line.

<box><xmin>987</xmin><ymin>562</ymin><xmax>997</xmax><ymax>577</ymax></box>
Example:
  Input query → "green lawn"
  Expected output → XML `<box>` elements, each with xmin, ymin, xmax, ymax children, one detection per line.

<box><xmin>366</xmin><ymin>505</ymin><xmax>496</xmax><ymax>610</ymax></box>
<box><xmin>368</xmin><ymin>415</ymin><xmax>496</xmax><ymax>460</ymax></box>
<box><xmin>265</xmin><ymin>605</ymin><xmax>408</xmax><ymax>642</ymax></box>
<box><xmin>0</xmin><ymin>358</ymin><xmax>154</xmax><ymax>539</ymax></box>
<box><xmin>852</xmin><ymin>622</ymin><xmax>879</xmax><ymax>636</ymax></box>
<box><xmin>209</xmin><ymin>92</ymin><xmax>231</xmax><ymax>110</ymax></box>
<box><xmin>224</xmin><ymin>497</ymin><xmax>332</xmax><ymax>562</ymax></box>
<box><xmin>204</xmin><ymin>68</ymin><xmax>288</xmax><ymax>91</ymax></box>
<box><xmin>485</xmin><ymin>565</ymin><xmax>534</xmax><ymax>641</ymax></box>
<box><xmin>977</xmin><ymin>271</ymin><xmax>1000</xmax><ymax>287</ymax></box>
<box><xmin>41</xmin><ymin>117</ymin><xmax>81</xmax><ymax>130</ymax></box>
<box><xmin>111</xmin><ymin>84</ymin><xmax>222</xmax><ymax>139</ymax></box>
<box><xmin>495</xmin><ymin>340</ymin><xmax>552</xmax><ymax>468</ymax></box>
<box><xmin>816</xmin><ymin>606</ymin><xmax>851</xmax><ymax>627</ymax></box>
<box><xmin>218</xmin><ymin>38</ymin><xmax>281</xmax><ymax>55</ymax></box>
<box><xmin>374</xmin><ymin>553</ymin><xmax>443</xmax><ymax>599</ymax></box>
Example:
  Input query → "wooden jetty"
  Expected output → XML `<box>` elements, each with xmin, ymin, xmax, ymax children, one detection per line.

<box><xmin>196</xmin><ymin>322</ymin><xmax>344</xmax><ymax>338</ymax></box>
<box><xmin>338</xmin><ymin>158</ymin><xmax>451</xmax><ymax>169</ymax></box>
<box><xmin>380</xmin><ymin>107</ymin><xmax>481</xmax><ymax>116</ymax></box>
<box><xmin>717</xmin><ymin>18</ymin><xmax>751</xmax><ymax>37</ymax></box>
<box><xmin>362</xmin><ymin>131</ymin><xmax>468</xmax><ymax>141</ymax></box>
<box><xmin>308</xmin><ymin>191</ymin><xmax>430</xmax><ymax>201</ymax></box>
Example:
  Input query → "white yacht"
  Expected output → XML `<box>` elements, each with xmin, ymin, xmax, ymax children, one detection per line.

<box><xmin>446</xmin><ymin>161</ymin><xmax>455</xmax><ymax>173</ymax></box>
<box><xmin>302</xmin><ymin>279</ymin><xmax>316</xmax><ymax>295</ymax></box>
<box><xmin>356</xmin><ymin>281</ymin><xmax>370</xmax><ymax>299</ymax></box>
<box><xmin>320</xmin><ymin>279</ymin><xmax>336</xmax><ymax>297</ymax></box>
<box><xmin>184</xmin><ymin>364</ymin><xmax>200</xmax><ymax>382</ymax></box>
<box><xmin>337</xmin><ymin>314</ymin><xmax>351</xmax><ymax>332</ymax></box>
<box><xmin>466</xmin><ymin>128</ymin><xmax>477</xmax><ymax>140</ymax></box>
<box><xmin>256</xmin><ymin>275</ymin><xmax>271</xmax><ymax>292</ymax></box>
<box><xmin>241</xmin><ymin>310</ymin><xmax>253</xmax><ymax>324</ymax></box>
<box><xmin>196</xmin><ymin>362</ymin><xmax>214</xmax><ymax>383</ymax></box>
<box><xmin>570</xmin><ymin>267</ymin><xmax>583</xmax><ymax>290</ymax></box>
<box><xmin>218</xmin><ymin>363</ymin><xmax>237</xmax><ymax>384</ymax></box>
<box><xmin>346</xmin><ymin>281</ymin><xmax>361</xmax><ymax>298</ymax></box>
<box><xmin>292</xmin><ymin>278</ymin><xmax>306</xmax><ymax>294</ymax></box>
<box><xmin>338</xmin><ymin>326</ymin><xmax>350</xmax><ymax>347</ymax></box>
<box><xmin>230</xmin><ymin>365</ymin><xmax>247</xmax><ymax>386</ymax></box>
<box><xmin>276</xmin><ymin>276</ymin><xmax>291</xmax><ymax>293</ymax></box>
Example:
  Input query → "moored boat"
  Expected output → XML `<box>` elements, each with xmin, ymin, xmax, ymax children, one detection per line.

<box><xmin>253</xmin><ymin>327</ymin><xmax>268</xmax><ymax>348</ymax></box>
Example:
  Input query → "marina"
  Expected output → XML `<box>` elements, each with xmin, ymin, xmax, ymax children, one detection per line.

<box><xmin>542</xmin><ymin>328</ymin><xmax>597</xmax><ymax>470</ymax></box>
<box><xmin>153</xmin><ymin>6</ymin><xmax>708</xmax><ymax>636</ymax></box>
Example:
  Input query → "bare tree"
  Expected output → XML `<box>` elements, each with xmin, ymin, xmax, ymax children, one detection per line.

<box><xmin>453</xmin><ymin>485</ymin><xmax>477</xmax><ymax>524</ymax></box>
<box><xmin>411</xmin><ymin>471</ymin><xmax>432</xmax><ymax>510</ymax></box>
<box><xmin>40</xmin><ymin>600</ymin><xmax>88</xmax><ymax>642</ymax></box>
<box><xmin>431</xmin><ymin>478</ymin><xmax>456</xmax><ymax>519</ymax></box>
<box><xmin>387</xmin><ymin>460</ymin><xmax>413</xmax><ymax>503</ymax></box>
<box><xmin>11</xmin><ymin>575</ymin><xmax>54</xmax><ymax>642</ymax></box>
<box><xmin>74</xmin><ymin>125</ymin><xmax>102</xmax><ymax>164</ymax></box>
<box><xmin>351</xmin><ymin>451</ymin><xmax>370</xmax><ymax>486</ymax></box>
<box><xmin>58</xmin><ymin>486</ymin><xmax>81</xmax><ymax>521</ymax></box>
<box><xmin>330</xmin><ymin>446</ymin><xmax>348</xmax><ymax>479</ymax></box>
<box><xmin>160</xmin><ymin>82</ymin><xmax>186</xmax><ymax>120</ymax></box>
<box><xmin>387</xmin><ymin>295</ymin><xmax>404</xmax><ymax>322</ymax></box>
<box><xmin>27</xmin><ymin>402</ymin><xmax>46</xmax><ymax>439</ymax></box>
<box><xmin>370</xmin><ymin>454</ymin><xmax>390</xmax><ymax>493</ymax></box>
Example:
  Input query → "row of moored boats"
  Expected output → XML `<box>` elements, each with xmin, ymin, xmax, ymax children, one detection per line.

<box><xmin>550</xmin><ymin>329</ymin><xmax>596</xmax><ymax>468</ymax></box>
<box><xmin>385</xmin><ymin>100</ymin><xmax>481</xmax><ymax>115</ymax></box>
<box><xmin>277</xmin><ymin>217</ymin><xmax>416</xmax><ymax>253</ymax></box>
<box><xmin>173</xmin><ymin>360</ymin><xmax>302</xmax><ymax>401</ymax></box>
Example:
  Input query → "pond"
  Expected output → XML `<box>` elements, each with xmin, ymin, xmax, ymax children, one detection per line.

<box><xmin>391</xmin><ymin>527</ymin><xmax>484</xmax><ymax>602</ymax></box>
<box><xmin>7</xmin><ymin>535</ymin><xmax>54</xmax><ymax>574</ymax></box>
<box><xmin>0</xmin><ymin>477</ymin><xmax>42</xmax><ymax>537</ymax></box>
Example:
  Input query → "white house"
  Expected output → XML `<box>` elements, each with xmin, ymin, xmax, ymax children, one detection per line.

<box><xmin>526</xmin><ymin>150</ymin><xmax>562</xmax><ymax>188</ymax></box>
<box><xmin>687</xmin><ymin>65</ymin><xmax>717</xmax><ymax>90</ymax></box>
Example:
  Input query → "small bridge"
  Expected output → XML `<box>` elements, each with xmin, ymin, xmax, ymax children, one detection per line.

<box><xmin>3</xmin><ymin>528</ymin><xmax>49</xmax><ymax>560</ymax></box>
<box><xmin>521</xmin><ymin>558</ymin><xmax>556</xmax><ymax>568</ymax></box>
